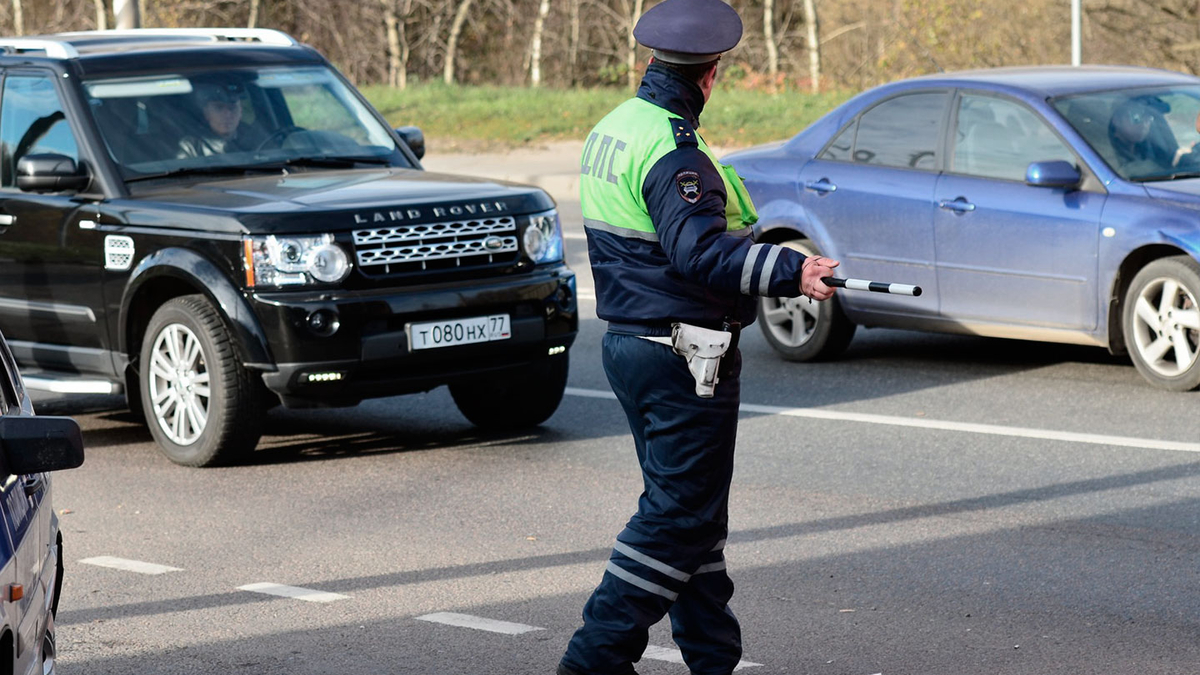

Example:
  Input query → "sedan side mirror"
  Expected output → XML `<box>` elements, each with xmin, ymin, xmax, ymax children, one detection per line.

<box><xmin>0</xmin><ymin>416</ymin><xmax>84</xmax><ymax>474</ymax></box>
<box><xmin>395</xmin><ymin>126</ymin><xmax>425</xmax><ymax>161</ymax></box>
<box><xmin>16</xmin><ymin>154</ymin><xmax>90</xmax><ymax>193</ymax></box>
<box><xmin>1025</xmin><ymin>160</ymin><xmax>1081</xmax><ymax>189</ymax></box>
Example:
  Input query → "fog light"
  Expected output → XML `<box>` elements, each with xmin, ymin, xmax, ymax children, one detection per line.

<box><xmin>304</xmin><ymin>372</ymin><xmax>345</xmax><ymax>383</ymax></box>
<box><xmin>307</xmin><ymin>309</ymin><xmax>339</xmax><ymax>337</ymax></box>
<box><xmin>548</xmin><ymin>345</ymin><xmax>566</xmax><ymax>356</ymax></box>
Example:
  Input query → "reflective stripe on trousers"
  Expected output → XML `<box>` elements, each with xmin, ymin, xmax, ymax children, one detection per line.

<box><xmin>561</xmin><ymin>333</ymin><xmax>743</xmax><ymax>675</ymax></box>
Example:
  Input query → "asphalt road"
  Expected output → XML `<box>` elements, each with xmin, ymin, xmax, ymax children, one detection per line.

<box><xmin>38</xmin><ymin>149</ymin><xmax>1200</xmax><ymax>674</ymax></box>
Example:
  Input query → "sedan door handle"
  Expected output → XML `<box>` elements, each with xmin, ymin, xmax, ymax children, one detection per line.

<box><xmin>804</xmin><ymin>179</ymin><xmax>837</xmax><ymax>194</ymax></box>
<box><xmin>938</xmin><ymin>198</ymin><xmax>976</xmax><ymax>214</ymax></box>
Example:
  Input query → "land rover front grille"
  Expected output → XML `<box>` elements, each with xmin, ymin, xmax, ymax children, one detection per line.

<box><xmin>352</xmin><ymin>216</ymin><xmax>519</xmax><ymax>276</ymax></box>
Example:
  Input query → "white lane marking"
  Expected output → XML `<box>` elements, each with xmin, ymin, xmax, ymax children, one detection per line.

<box><xmin>641</xmin><ymin>644</ymin><xmax>763</xmax><ymax>670</ymax></box>
<box><xmin>237</xmin><ymin>582</ymin><xmax>349</xmax><ymax>603</ymax></box>
<box><xmin>416</xmin><ymin>612</ymin><xmax>544</xmax><ymax>635</ymax></box>
<box><xmin>564</xmin><ymin>232</ymin><xmax>588</xmax><ymax>241</ymax></box>
<box><xmin>564</xmin><ymin>387</ymin><xmax>1200</xmax><ymax>454</ymax></box>
<box><xmin>78</xmin><ymin>556</ymin><xmax>182</xmax><ymax>575</ymax></box>
<box><xmin>577</xmin><ymin>290</ymin><xmax>595</xmax><ymax>300</ymax></box>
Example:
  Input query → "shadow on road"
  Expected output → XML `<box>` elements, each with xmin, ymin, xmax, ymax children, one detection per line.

<box><xmin>58</xmin><ymin>457</ymin><xmax>1200</xmax><ymax>629</ymax></box>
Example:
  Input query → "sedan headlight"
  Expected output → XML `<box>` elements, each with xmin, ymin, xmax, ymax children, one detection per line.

<box><xmin>523</xmin><ymin>210</ymin><xmax>563</xmax><ymax>265</ymax></box>
<box><xmin>243</xmin><ymin>234</ymin><xmax>352</xmax><ymax>287</ymax></box>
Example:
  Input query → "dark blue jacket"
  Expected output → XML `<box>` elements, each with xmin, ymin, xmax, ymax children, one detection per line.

<box><xmin>584</xmin><ymin>64</ymin><xmax>807</xmax><ymax>328</ymax></box>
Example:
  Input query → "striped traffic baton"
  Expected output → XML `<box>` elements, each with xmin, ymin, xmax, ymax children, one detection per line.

<box><xmin>821</xmin><ymin>277</ymin><xmax>922</xmax><ymax>297</ymax></box>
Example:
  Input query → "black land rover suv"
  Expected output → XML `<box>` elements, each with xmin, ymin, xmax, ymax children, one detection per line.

<box><xmin>0</xmin><ymin>28</ymin><xmax>577</xmax><ymax>466</ymax></box>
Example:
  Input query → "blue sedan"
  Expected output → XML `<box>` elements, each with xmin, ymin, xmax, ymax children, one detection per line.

<box><xmin>725</xmin><ymin>65</ymin><xmax>1200</xmax><ymax>391</ymax></box>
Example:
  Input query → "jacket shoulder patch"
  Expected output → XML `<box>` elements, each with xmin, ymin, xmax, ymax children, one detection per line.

<box><xmin>675</xmin><ymin>169</ymin><xmax>702</xmax><ymax>203</ymax></box>
<box><xmin>670</xmin><ymin>118</ymin><xmax>698</xmax><ymax>148</ymax></box>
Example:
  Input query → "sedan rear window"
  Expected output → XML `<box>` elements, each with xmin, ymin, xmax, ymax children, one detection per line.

<box><xmin>851</xmin><ymin>92</ymin><xmax>948</xmax><ymax>170</ymax></box>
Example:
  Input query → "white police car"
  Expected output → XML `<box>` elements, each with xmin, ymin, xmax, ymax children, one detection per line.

<box><xmin>0</xmin><ymin>330</ymin><xmax>84</xmax><ymax>674</ymax></box>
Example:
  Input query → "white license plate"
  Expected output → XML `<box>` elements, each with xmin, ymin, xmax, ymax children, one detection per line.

<box><xmin>407</xmin><ymin>314</ymin><xmax>511</xmax><ymax>351</ymax></box>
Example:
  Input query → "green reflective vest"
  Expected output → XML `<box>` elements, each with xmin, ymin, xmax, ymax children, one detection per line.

<box><xmin>579</xmin><ymin>97</ymin><xmax>758</xmax><ymax>238</ymax></box>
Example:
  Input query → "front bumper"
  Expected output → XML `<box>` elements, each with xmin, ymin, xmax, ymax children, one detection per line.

<box><xmin>251</xmin><ymin>267</ymin><xmax>577</xmax><ymax>405</ymax></box>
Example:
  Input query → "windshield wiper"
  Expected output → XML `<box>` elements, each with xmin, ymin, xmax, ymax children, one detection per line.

<box><xmin>1133</xmin><ymin>171</ymin><xmax>1200</xmax><ymax>182</ymax></box>
<box><xmin>278</xmin><ymin>155</ymin><xmax>394</xmax><ymax>168</ymax></box>
<box><xmin>125</xmin><ymin>164</ymin><xmax>277</xmax><ymax>184</ymax></box>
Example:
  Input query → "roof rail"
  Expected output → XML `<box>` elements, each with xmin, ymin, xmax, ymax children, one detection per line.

<box><xmin>57</xmin><ymin>28</ymin><xmax>299</xmax><ymax>47</ymax></box>
<box><xmin>0</xmin><ymin>39</ymin><xmax>78</xmax><ymax>59</ymax></box>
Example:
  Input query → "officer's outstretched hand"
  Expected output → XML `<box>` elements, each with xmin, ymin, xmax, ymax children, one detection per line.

<box><xmin>800</xmin><ymin>254</ymin><xmax>839</xmax><ymax>301</ymax></box>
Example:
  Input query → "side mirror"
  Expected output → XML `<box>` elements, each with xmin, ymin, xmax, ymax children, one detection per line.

<box><xmin>395</xmin><ymin>126</ymin><xmax>425</xmax><ymax>161</ymax></box>
<box><xmin>0</xmin><ymin>416</ymin><xmax>84</xmax><ymax>474</ymax></box>
<box><xmin>1025</xmin><ymin>160</ymin><xmax>1081</xmax><ymax>189</ymax></box>
<box><xmin>17</xmin><ymin>154</ymin><xmax>90</xmax><ymax>193</ymax></box>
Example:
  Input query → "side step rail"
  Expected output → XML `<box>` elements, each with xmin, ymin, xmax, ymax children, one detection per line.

<box><xmin>21</xmin><ymin>372</ymin><xmax>123</xmax><ymax>396</ymax></box>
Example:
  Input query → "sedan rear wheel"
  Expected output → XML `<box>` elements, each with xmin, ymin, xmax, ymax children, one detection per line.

<box><xmin>757</xmin><ymin>239</ymin><xmax>856</xmax><ymax>361</ymax></box>
<box><xmin>1123</xmin><ymin>256</ymin><xmax>1200</xmax><ymax>391</ymax></box>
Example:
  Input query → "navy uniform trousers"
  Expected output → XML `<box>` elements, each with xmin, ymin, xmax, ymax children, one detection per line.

<box><xmin>561</xmin><ymin>330</ymin><xmax>742</xmax><ymax>675</ymax></box>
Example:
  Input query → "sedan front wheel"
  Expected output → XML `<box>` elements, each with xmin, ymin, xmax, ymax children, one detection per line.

<box><xmin>1123</xmin><ymin>255</ymin><xmax>1200</xmax><ymax>391</ymax></box>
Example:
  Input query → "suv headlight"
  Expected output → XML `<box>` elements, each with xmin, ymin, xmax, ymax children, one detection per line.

<box><xmin>243</xmin><ymin>234</ymin><xmax>352</xmax><ymax>287</ymax></box>
<box><xmin>523</xmin><ymin>210</ymin><xmax>563</xmax><ymax>265</ymax></box>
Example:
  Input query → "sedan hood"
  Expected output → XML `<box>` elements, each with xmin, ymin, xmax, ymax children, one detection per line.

<box><xmin>123</xmin><ymin>167</ymin><xmax>555</xmax><ymax>234</ymax></box>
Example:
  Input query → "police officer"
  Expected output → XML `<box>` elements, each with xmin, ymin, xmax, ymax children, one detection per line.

<box><xmin>558</xmin><ymin>0</ymin><xmax>839</xmax><ymax>673</ymax></box>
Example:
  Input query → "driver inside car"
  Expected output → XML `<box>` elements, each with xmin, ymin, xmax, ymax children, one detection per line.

<box><xmin>177</xmin><ymin>82</ymin><xmax>252</xmax><ymax>158</ymax></box>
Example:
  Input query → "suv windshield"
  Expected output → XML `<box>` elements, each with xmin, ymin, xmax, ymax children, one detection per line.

<box><xmin>1054</xmin><ymin>85</ymin><xmax>1200</xmax><ymax>182</ymax></box>
<box><xmin>83</xmin><ymin>65</ymin><xmax>410</xmax><ymax>180</ymax></box>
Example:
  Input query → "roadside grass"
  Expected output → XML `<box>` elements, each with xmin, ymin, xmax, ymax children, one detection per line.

<box><xmin>361</xmin><ymin>83</ymin><xmax>851</xmax><ymax>151</ymax></box>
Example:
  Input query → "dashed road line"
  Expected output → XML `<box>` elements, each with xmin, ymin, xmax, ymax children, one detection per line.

<box><xmin>416</xmin><ymin>612</ymin><xmax>544</xmax><ymax>634</ymax></box>
<box><xmin>78</xmin><ymin>556</ymin><xmax>182</xmax><ymax>575</ymax></box>
<box><xmin>564</xmin><ymin>387</ymin><xmax>1200</xmax><ymax>454</ymax></box>
<box><xmin>236</xmin><ymin>582</ymin><xmax>350</xmax><ymax>603</ymax></box>
<box><xmin>641</xmin><ymin>644</ymin><xmax>763</xmax><ymax>670</ymax></box>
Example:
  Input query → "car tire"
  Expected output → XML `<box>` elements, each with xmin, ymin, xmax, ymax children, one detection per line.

<box><xmin>449</xmin><ymin>354</ymin><xmax>568</xmax><ymax>430</ymax></box>
<box><xmin>139</xmin><ymin>295</ymin><xmax>264</xmax><ymax>466</ymax></box>
<box><xmin>1122</xmin><ymin>255</ymin><xmax>1200</xmax><ymax>391</ymax></box>
<box><xmin>756</xmin><ymin>239</ymin><xmax>856</xmax><ymax>361</ymax></box>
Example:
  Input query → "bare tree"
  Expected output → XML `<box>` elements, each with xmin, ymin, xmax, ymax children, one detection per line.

<box><xmin>443</xmin><ymin>0</ymin><xmax>475</xmax><ymax>83</ymax></box>
<box><xmin>764</xmin><ymin>0</ymin><xmax>779</xmax><ymax>75</ymax></box>
<box><xmin>801</xmin><ymin>0</ymin><xmax>819</xmax><ymax>92</ymax></box>
<box><xmin>93</xmin><ymin>0</ymin><xmax>107</xmax><ymax>29</ymax></box>
<box><xmin>113</xmin><ymin>0</ymin><xmax>138</xmax><ymax>28</ymax></box>
<box><xmin>382</xmin><ymin>0</ymin><xmax>403</xmax><ymax>87</ymax></box>
<box><xmin>565</xmin><ymin>0</ymin><xmax>580</xmax><ymax>85</ymax></box>
<box><xmin>10</xmin><ymin>0</ymin><xmax>22</xmax><ymax>35</ymax></box>
<box><xmin>248</xmin><ymin>0</ymin><xmax>260</xmax><ymax>28</ymax></box>
<box><xmin>625</xmin><ymin>0</ymin><xmax>644</xmax><ymax>90</ymax></box>
<box><xmin>530</xmin><ymin>0</ymin><xmax>551</xmax><ymax>86</ymax></box>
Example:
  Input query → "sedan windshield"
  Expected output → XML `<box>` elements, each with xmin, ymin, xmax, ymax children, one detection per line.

<box><xmin>83</xmin><ymin>65</ymin><xmax>410</xmax><ymax>180</ymax></box>
<box><xmin>1054</xmin><ymin>85</ymin><xmax>1200</xmax><ymax>182</ymax></box>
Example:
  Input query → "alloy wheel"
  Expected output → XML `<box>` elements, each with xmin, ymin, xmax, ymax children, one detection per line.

<box><xmin>760</xmin><ymin>295</ymin><xmax>820</xmax><ymax>348</ymax></box>
<box><xmin>1129</xmin><ymin>276</ymin><xmax>1200</xmax><ymax>378</ymax></box>
<box><xmin>147</xmin><ymin>323</ymin><xmax>211</xmax><ymax>445</ymax></box>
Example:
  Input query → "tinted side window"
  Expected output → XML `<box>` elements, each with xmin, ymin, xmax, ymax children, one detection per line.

<box><xmin>818</xmin><ymin>124</ymin><xmax>855</xmax><ymax>161</ymax></box>
<box><xmin>954</xmin><ymin>94</ymin><xmax>1076</xmax><ymax>181</ymax></box>
<box><xmin>854</xmin><ymin>92</ymin><xmax>948</xmax><ymax>170</ymax></box>
<box><xmin>0</xmin><ymin>74</ymin><xmax>80</xmax><ymax>188</ymax></box>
